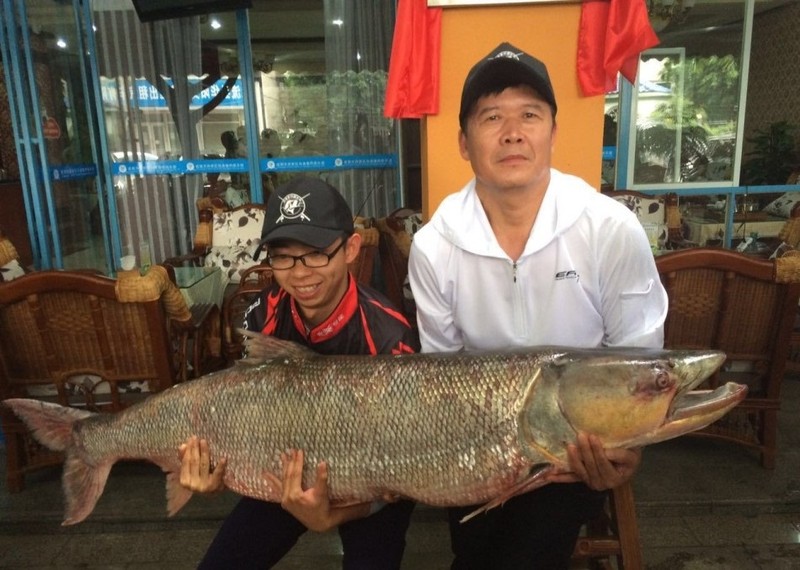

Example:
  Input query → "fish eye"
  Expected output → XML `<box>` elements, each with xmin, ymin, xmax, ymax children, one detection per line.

<box><xmin>655</xmin><ymin>371</ymin><xmax>672</xmax><ymax>390</ymax></box>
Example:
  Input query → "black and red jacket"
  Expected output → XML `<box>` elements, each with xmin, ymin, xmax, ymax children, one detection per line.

<box><xmin>242</xmin><ymin>277</ymin><xmax>419</xmax><ymax>356</ymax></box>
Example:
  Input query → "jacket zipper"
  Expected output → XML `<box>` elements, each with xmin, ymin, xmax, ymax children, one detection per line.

<box><xmin>511</xmin><ymin>260</ymin><xmax>526</xmax><ymax>337</ymax></box>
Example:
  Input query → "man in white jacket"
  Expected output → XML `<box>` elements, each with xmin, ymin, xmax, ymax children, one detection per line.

<box><xmin>408</xmin><ymin>42</ymin><xmax>668</xmax><ymax>569</ymax></box>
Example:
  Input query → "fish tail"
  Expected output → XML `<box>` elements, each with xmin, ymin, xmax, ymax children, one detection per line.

<box><xmin>2</xmin><ymin>398</ymin><xmax>110</xmax><ymax>526</ymax></box>
<box><xmin>2</xmin><ymin>398</ymin><xmax>93</xmax><ymax>452</ymax></box>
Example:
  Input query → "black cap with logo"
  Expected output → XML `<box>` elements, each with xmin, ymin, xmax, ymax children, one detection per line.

<box><xmin>254</xmin><ymin>176</ymin><xmax>354</xmax><ymax>259</ymax></box>
<box><xmin>459</xmin><ymin>42</ymin><xmax>557</xmax><ymax>127</ymax></box>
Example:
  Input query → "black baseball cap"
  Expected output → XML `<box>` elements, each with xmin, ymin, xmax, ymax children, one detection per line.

<box><xmin>254</xmin><ymin>176</ymin><xmax>354</xmax><ymax>259</ymax></box>
<box><xmin>459</xmin><ymin>42</ymin><xmax>557</xmax><ymax>127</ymax></box>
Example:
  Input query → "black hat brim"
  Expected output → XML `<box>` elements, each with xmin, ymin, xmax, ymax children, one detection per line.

<box><xmin>261</xmin><ymin>224</ymin><xmax>343</xmax><ymax>250</ymax></box>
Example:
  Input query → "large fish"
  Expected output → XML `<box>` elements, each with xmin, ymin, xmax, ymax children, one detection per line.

<box><xmin>3</xmin><ymin>343</ymin><xmax>745</xmax><ymax>526</ymax></box>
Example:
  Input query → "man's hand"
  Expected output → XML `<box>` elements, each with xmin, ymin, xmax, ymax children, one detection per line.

<box><xmin>279</xmin><ymin>449</ymin><xmax>371</xmax><ymax>532</ymax></box>
<box><xmin>547</xmin><ymin>432</ymin><xmax>641</xmax><ymax>491</ymax></box>
<box><xmin>178</xmin><ymin>436</ymin><xmax>227</xmax><ymax>494</ymax></box>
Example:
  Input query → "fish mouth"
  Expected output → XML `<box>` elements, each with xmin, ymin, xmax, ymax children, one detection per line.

<box><xmin>669</xmin><ymin>383</ymin><xmax>748</xmax><ymax>422</ymax></box>
<box><xmin>667</xmin><ymin>350</ymin><xmax>744</xmax><ymax>427</ymax></box>
<box><xmin>655</xmin><ymin>382</ymin><xmax>748</xmax><ymax>442</ymax></box>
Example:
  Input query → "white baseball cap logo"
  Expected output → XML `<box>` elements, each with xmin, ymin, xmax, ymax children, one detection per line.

<box><xmin>491</xmin><ymin>50</ymin><xmax>522</xmax><ymax>61</ymax></box>
<box><xmin>277</xmin><ymin>192</ymin><xmax>311</xmax><ymax>223</ymax></box>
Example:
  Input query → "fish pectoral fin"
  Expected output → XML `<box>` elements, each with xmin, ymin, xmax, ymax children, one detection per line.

<box><xmin>459</xmin><ymin>465</ymin><xmax>555</xmax><ymax>524</ymax></box>
<box><xmin>236</xmin><ymin>329</ymin><xmax>317</xmax><ymax>364</ymax></box>
<box><xmin>165</xmin><ymin>471</ymin><xmax>194</xmax><ymax>517</ymax></box>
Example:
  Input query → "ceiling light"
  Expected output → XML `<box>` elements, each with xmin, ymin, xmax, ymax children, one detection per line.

<box><xmin>210</xmin><ymin>18</ymin><xmax>222</xmax><ymax>30</ymax></box>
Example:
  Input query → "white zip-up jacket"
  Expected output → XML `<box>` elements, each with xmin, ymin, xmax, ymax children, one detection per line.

<box><xmin>408</xmin><ymin>169</ymin><xmax>668</xmax><ymax>353</ymax></box>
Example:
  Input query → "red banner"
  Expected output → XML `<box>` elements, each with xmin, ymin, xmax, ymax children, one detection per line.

<box><xmin>384</xmin><ymin>0</ymin><xmax>442</xmax><ymax>119</ymax></box>
<box><xmin>577</xmin><ymin>0</ymin><xmax>659</xmax><ymax>97</ymax></box>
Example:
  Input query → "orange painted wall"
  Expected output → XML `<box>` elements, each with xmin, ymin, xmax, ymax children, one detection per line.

<box><xmin>421</xmin><ymin>2</ymin><xmax>605</xmax><ymax>218</ymax></box>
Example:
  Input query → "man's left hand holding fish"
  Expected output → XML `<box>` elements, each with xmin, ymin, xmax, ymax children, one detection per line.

<box><xmin>546</xmin><ymin>432</ymin><xmax>643</xmax><ymax>491</ymax></box>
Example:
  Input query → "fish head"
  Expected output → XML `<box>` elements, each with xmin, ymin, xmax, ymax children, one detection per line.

<box><xmin>519</xmin><ymin>348</ymin><xmax>746</xmax><ymax>463</ymax></box>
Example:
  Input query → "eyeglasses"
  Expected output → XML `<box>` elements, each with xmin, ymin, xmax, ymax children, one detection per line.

<box><xmin>266</xmin><ymin>238</ymin><xmax>347</xmax><ymax>270</ymax></box>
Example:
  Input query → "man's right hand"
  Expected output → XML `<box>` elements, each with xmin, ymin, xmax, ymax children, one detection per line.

<box><xmin>178</xmin><ymin>436</ymin><xmax>227</xmax><ymax>494</ymax></box>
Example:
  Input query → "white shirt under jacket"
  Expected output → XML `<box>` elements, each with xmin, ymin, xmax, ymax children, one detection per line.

<box><xmin>407</xmin><ymin>169</ymin><xmax>668</xmax><ymax>353</ymax></box>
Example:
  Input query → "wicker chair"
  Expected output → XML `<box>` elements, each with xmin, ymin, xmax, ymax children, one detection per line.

<box><xmin>220</xmin><ymin>264</ymin><xmax>273</xmax><ymax>364</ymax></box>
<box><xmin>775</xmin><ymin>217</ymin><xmax>800</xmax><ymax>375</ymax></box>
<box><xmin>350</xmin><ymin>225</ymin><xmax>379</xmax><ymax>287</ymax></box>
<box><xmin>777</xmin><ymin>216</ymin><xmax>800</xmax><ymax>250</ymax></box>
<box><xmin>0</xmin><ymin>266</ymin><xmax>193</xmax><ymax>491</ymax></box>
<box><xmin>656</xmin><ymin>248</ymin><xmax>800</xmax><ymax>468</ymax></box>
<box><xmin>375</xmin><ymin>208</ymin><xmax>423</xmax><ymax>327</ymax></box>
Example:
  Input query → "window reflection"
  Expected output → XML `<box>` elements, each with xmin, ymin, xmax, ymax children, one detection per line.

<box><xmin>604</xmin><ymin>0</ymin><xmax>749</xmax><ymax>190</ymax></box>
<box><xmin>91</xmin><ymin>0</ymin><xmax>398</xmax><ymax>271</ymax></box>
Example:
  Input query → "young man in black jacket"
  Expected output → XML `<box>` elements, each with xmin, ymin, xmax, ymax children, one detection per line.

<box><xmin>180</xmin><ymin>176</ymin><xmax>418</xmax><ymax>569</ymax></box>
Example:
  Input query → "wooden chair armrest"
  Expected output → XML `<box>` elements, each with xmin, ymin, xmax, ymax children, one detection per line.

<box><xmin>163</xmin><ymin>251</ymin><xmax>207</xmax><ymax>268</ymax></box>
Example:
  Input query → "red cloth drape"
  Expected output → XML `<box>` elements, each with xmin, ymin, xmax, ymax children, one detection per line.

<box><xmin>577</xmin><ymin>0</ymin><xmax>660</xmax><ymax>97</ymax></box>
<box><xmin>383</xmin><ymin>0</ymin><xmax>442</xmax><ymax>119</ymax></box>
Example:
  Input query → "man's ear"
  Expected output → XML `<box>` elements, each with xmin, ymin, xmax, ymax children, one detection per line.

<box><xmin>458</xmin><ymin>128</ymin><xmax>470</xmax><ymax>161</ymax></box>
<box><xmin>344</xmin><ymin>232</ymin><xmax>362</xmax><ymax>264</ymax></box>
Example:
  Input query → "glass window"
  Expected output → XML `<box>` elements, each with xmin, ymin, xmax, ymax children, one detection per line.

<box><xmin>90</xmin><ymin>0</ymin><xmax>399</xmax><ymax>270</ymax></box>
<box><xmin>605</xmin><ymin>1</ymin><xmax>748</xmax><ymax>191</ymax></box>
<box><xmin>244</xmin><ymin>0</ymin><xmax>399</xmax><ymax>216</ymax></box>
<box><xmin>93</xmin><ymin>3</ymin><xmax>224</xmax><ymax>264</ymax></box>
<box><xmin>13</xmin><ymin>0</ymin><xmax>110</xmax><ymax>271</ymax></box>
<box><xmin>630</xmin><ymin>48</ymin><xmax>741</xmax><ymax>186</ymax></box>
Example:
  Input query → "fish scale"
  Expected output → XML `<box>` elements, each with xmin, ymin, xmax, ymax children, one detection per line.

<box><xmin>3</xmin><ymin>345</ymin><xmax>743</xmax><ymax>525</ymax></box>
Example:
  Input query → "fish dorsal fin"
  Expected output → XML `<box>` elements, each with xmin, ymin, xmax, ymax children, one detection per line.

<box><xmin>235</xmin><ymin>329</ymin><xmax>316</xmax><ymax>366</ymax></box>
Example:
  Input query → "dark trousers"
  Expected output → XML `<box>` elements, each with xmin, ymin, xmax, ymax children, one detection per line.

<box><xmin>197</xmin><ymin>497</ymin><xmax>415</xmax><ymax>569</ymax></box>
<box><xmin>448</xmin><ymin>483</ymin><xmax>607</xmax><ymax>570</ymax></box>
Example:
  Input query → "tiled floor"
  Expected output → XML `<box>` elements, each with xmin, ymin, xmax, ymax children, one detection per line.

<box><xmin>1</xmin><ymin>375</ymin><xmax>799</xmax><ymax>569</ymax></box>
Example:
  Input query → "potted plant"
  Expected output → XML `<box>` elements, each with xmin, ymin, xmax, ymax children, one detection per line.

<box><xmin>740</xmin><ymin>120</ymin><xmax>799</xmax><ymax>186</ymax></box>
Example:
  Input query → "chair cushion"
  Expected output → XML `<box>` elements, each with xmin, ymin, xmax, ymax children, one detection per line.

<box><xmin>608</xmin><ymin>193</ymin><xmax>667</xmax><ymax>247</ymax></box>
<box><xmin>203</xmin><ymin>206</ymin><xmax>264</xmax><ymax>283</ymax></box>
<box><xmin>210</xmin><ymin>206</ymin><xmax>265</xmax><ymax>248</ymax></box>
<box><xmin>610</xmin><ymin>193</ymin><xmax>664</xmax><ymax>224</ymax></box>
<box><xmin>763</xmin><ymin>192</ymin><xmax>800</xmax><ymax>218</ymax></box>
<box><xmin>0</xmin><ymin>259</ymin><xmax>26</xmax><ymax>282</ymax></box>
<box><xmin>205</xmin><ymin>242</ymin><xmax>262</xmax><ymax>283</ymax></box>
